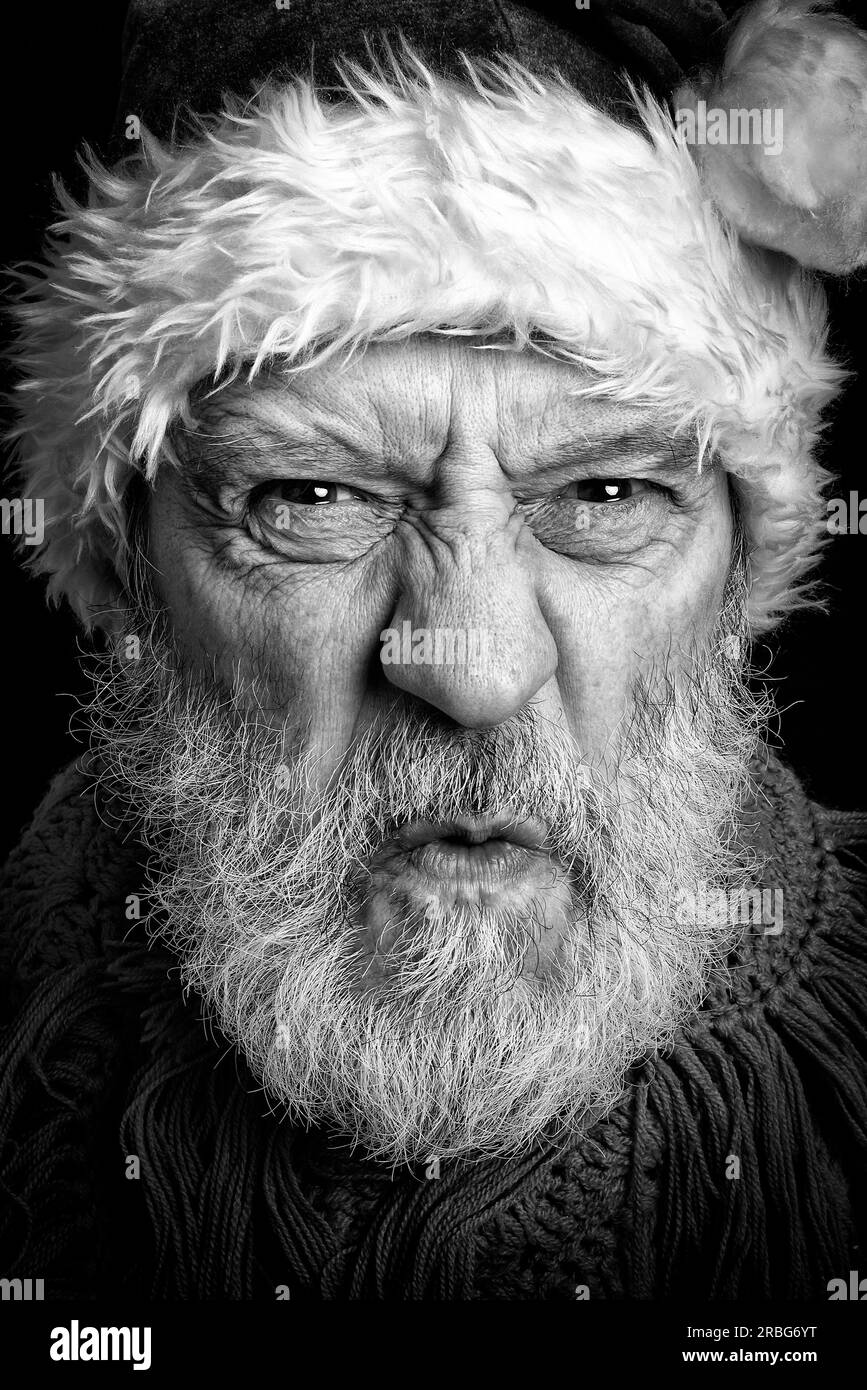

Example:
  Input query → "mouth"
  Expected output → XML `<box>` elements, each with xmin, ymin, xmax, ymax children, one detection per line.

<box><xmin>357</xmin><ymin>810</ymin><xmax>578</xmax><ymax>971</ymax></box>
<box><xmin>396</xmin><ymin>812</ymin><xmax>550</xmax><ymax>853</ymax></box>
<box><xmin>388</xmin><ymin>812</ymin><xmax>554</xmax><ymax>891</ymax></box>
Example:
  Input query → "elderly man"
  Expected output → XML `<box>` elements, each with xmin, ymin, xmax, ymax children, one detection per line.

<box><xmin>1</xmin><ymin>0</ymin><xmax>866</xmax><ymax>1302</ymax></box>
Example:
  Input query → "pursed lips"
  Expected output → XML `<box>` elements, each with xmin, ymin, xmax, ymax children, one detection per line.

<box><xmin>396</xmin><ymin>812</ymin><xmax>550</xmax><ymax>850</ymax></box>
<box><xmin>357</xmin><ymin>809</ymin><xmax>578</xmax><ymax>970</ymax></box>
<box><xmin>392</xmin><ymin>812</ymin><xmax>554</xmax><ymax>887</ymax></box>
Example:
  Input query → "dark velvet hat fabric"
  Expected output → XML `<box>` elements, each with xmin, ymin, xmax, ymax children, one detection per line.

<box><xmin>110</xmin><ymin>0</ymin><xmax>740</xmax><ymax>161</ymax></box>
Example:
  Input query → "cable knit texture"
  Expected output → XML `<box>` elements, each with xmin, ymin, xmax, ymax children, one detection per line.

<box><xmin>1</xmin><ymin>752</ymin><xmax>865</xmax><ymax>1300</ymax></box>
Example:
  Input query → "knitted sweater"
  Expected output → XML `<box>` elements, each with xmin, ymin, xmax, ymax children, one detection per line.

<box><xmin>1</xmin><ymin>754</ymin><xmax>865</xmax><ymax>1301</ymax></box>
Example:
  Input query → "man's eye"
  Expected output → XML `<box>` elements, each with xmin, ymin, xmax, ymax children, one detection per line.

<box><xmin>259</xmin><ymin>480</ymin><xmax>362</xmax><ymax>507</ymax></box>
<box><xmin>518</xmin><ymin>473</ymin><xmax>673</xmax><ymax>558</ymax></box>
<box><xmin>563</xmin><ymin>479</ymin><xmax>652</xmax><ymax>503</ymax></box>
<box><xmin>241</xmin><ymin>476</ymin><xmax>397</xmax><ymax>561</ymax></box>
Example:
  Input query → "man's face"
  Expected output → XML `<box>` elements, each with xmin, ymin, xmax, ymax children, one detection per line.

<box><xmin>151</xmin><ymin>337</ymin><xmax>733</xmax><ymax>764</ymax></box>
<box><xmin>93</xmin><ymin>336</ymin><xmax>760</xmax><ymax>1164</ymax></box>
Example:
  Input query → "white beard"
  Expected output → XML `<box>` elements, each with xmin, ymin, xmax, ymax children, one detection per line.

<box><xmin>87</xmin><ymin>582</ymin><xmax>763</xmax><ymax>1165</ymax></box>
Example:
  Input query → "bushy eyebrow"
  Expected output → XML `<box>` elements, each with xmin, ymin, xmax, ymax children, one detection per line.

<box><xmin>172</xmin><ymin>419</ymin><xmax>338</xmax><ymax>489</ymax></box>
<box><xmin>539</xmin><ymin>429</ymin><xmax>695</xmax><ymax>472</ymax></box>
<box><xmin>173</xmin><ymin>413</ymin><xmax>696</xmax><ymax>489</ymax></box>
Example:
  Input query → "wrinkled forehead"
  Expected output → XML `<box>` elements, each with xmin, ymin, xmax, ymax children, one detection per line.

<box><xmin>185</xmin><ymin>338</ymin><xmax>686</xmax><ymax>476</ymax></box>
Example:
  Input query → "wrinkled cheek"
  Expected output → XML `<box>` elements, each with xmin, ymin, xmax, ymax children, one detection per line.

<box><xmin>148</xmin><ymin>544</ymin><xmax>313</xmax><ymax>715</ymax></box>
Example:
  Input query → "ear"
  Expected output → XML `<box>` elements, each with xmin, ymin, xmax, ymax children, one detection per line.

<box><xmin>675</xmin><ymin>0</ymin><xmax>867</xmax><ymax>273</ymax></box>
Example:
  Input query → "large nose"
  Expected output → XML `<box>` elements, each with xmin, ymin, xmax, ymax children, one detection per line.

<box><xmin>380</xmin><ymin>498</ymin><xmax>557</xmax><ymax>728</ymax></box>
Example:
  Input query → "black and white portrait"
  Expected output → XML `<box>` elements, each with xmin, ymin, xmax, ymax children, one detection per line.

<box><xmin>2</xmin><ymin>0</ymin><xmax>866</xmax><ymax>1350</ymax></box>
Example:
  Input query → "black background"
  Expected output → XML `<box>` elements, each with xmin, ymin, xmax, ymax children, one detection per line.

<box><xmin>2</xmin><ymin>0</ymin><xmax>866</xmax><ymax>860</ymax></box>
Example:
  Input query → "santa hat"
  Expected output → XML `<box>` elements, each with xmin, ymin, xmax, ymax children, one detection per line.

<box><xmin>9</xmin><ymin>0</ymin><xmax>867</xmax><ymax>633</ymax></box>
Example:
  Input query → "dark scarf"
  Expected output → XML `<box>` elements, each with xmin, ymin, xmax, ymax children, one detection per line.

<box><xmin>1</xmin><ymin>752</ymin><xmax>866</xmax><ymax>1300</ymax></box>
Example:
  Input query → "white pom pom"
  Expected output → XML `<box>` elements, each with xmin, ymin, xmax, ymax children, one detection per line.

<box><xmin>675</xmin><ymin>0</ymin><xmax>867</xmax><ymax>272</ymax></box>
